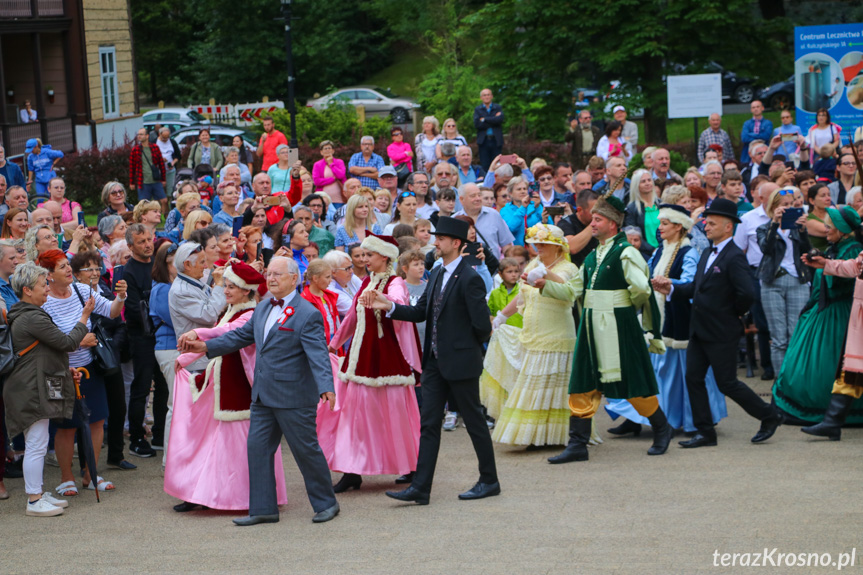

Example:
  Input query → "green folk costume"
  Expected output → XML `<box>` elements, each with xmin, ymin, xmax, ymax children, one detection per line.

<box><xmin>774</xmin><ymin>236</ymin><xmax>863</xmax><ymax>423</ymax></box>
<box><xmin>543</xmin><ymin>232</ymin><xmax>664</xmax><ymax>399</ymax></box>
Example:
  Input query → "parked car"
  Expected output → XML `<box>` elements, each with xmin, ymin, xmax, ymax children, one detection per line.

<box><xmin>172</xmin><ymin>125</ymin><xmax>258</xmax><ymax>154</ymax></box>
<box><xmin>143</xmin><ymin>108</ymin><xmax>209</xmax><ymax>125</ymax></box>
<box><xmin>306</xmin><ymin>86</ymin><xmax>420</xmax><ymax>123</ymax></box>
<box><xmin>672</xmin><ymin>61</ymin><xmax>759</xmax><ymax>103</ymax></box>
<box><xmin>760</xmin><ymin>76</ymin><xmax>794</xmax><ymax>110</ymax></box>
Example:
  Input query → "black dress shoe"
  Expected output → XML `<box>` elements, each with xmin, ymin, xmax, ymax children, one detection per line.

<box><xmin>678</xmin><ymin>433</ymin><xmax>717</xmax><ymax>448</ymax></box>
<box><xmin>385</xmin><ymin>486</ymin><xmax>430</xmax><ymax>505</ymax></box>
<box><xmin>760</xmin><ymin>369</ymin><xmax>775</xmax><ymax>381</ymax></box>
<box><xmin>332</xmin><ymin>473</ymin><xmax>362</xmax><ymax>493</ymax></box>
<box><xmin>607</xmin><ymin>418</ymin><xmax>642</xmax><ymax>436</ymax></box>
<box><xmin>233</xmin><ymin>514</ymin><xmax>279</xmax><ymax>526</ymax></box>
<box><xmin>312</xmin><ymin>503</ymin><xmax>340</xmax><ymax>523</ymax></box>
<box><xmin>107</xmin><ymin>460</ymin><xmax>137</xmax><ymax>470</ymax></box>
<box><xmin>3</xmin><ymin>465</ymin><xmax>22</xmax><ymax>478</ymax></box>
<box><xmin>173</xmin><ymin>501</ymin><xmax>209</xmax><ymax>512</ymax></box>
<box><xmin>458</xmin><ymin>481</ymin><xmax>501</xmax><ymax>500</ymax></box>
<box><xmin>751</xmin><ymin>411</ymin><xmax>784</xmax><ymax>443</ymax></box>
<box><xmin>395</xmin><ymin>472</ymin><xmax>414</xmax><ymax>484</ymax></box>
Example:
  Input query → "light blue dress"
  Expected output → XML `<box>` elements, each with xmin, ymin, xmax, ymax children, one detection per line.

<box><xmin>604</xmin><ymin>242</ymin><xmax>728</xmax><ymax>432</ymax></box>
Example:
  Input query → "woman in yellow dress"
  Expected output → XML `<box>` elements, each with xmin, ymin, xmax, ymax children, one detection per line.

<box><xmin>481</xmin><ymin>224</ymin><xmax>579</xmax><ymax>447</ymax></box>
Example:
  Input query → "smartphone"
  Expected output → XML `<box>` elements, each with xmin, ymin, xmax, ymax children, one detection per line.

<box><xmin>463</xmin><ymin>241</ymin><xmax>481</xmax><ymax>266</ymax></box>
<box><xmin>112</xmin><ymin>264</ymin><xmax>125</xmax><ymax>288</ymax></box>
<box><xmin>546</xmin><ymin>206</ymin><xmax>565</xmax><ymax>217</ymax></box>
<box><xmin>499</xmin><ymin>154</ymin><xmax>517</xmax><ymax>165</ymax></box>
<box><xmin>313</xmin><ymin>213</ymin><xmax>320</xmax><ymax>223</ymax></box>
<box><xmin>781</xmin><ymin>207</ymin><xmax>804</xmax><ymax>230</ymax></box>
<box><xmin>784</xmin><ymin>161</ymin><xmax>796</xmax><ymax>170</ymax></box>
<box><xmin>264</xmin><ymin>195</ymin><xmax>281</xmax><ymax>206</ymax></box>
<box><xmin>781</xmin><ymin>133</ymin><xmax>796</xmax><ymax>142</ymax></box>
<box><xmin>77</xmin><ymin>212</ymin><xmax>86</xmax><ymax>227</ymax></box>
<box><xmin>232</xmin><ymin>215</ymin><xmax>243</xmax><ymax>238</ymax></box>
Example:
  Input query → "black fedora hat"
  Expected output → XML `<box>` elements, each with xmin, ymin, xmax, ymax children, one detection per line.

<box><xmin>701</xmin><ymin>197</ymin><xmax>741</xmax><ymax>224</ymax></box>
<box><xmin>431</xmin><ymin>216</ymin><xmax>470</xmax><ymax>243</ymax></box>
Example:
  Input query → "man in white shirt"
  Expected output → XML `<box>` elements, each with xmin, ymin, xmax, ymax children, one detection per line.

<box><xmin>454</xmin><ymin>183</ymin><xmax>514</xmax><ymax>259</ymax></box>
<box><xmin>733</xmin><ymin>181</ymin><xmax>780</xmax><ymax>380</ymax></box>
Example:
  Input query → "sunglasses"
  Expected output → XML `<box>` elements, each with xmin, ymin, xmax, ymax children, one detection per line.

<box><xmin>777</xmin><ymin>189</ymin><xmax>794</xmax><ymax>196</ymax></box>
<box><xmin>392</xmin><ymin>132</ymin><xmax>403</xmax><ymax>136</ymax></box>
<box><xmin>110</xmin><ymin>190</ymin><xmax>125</xmax><ymax>196</ymax></box>
<box><xmin>399</xmin><ymin>191</ymin><xmax>417</xmax><ymax>198</ymax></box>
<box><xmin>538</xmin><ymin>176</ymin><xmax>553</xmax><ymax>182</ymax></box>
<box><xmin>167</xmin><ymin>243</ymin><xmax>179</xmax><ymax>255</ymax></box>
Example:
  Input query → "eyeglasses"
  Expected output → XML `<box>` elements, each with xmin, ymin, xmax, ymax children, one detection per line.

<box><xmin>266</xmin><ymin>271</ymin><xmax>287</xmax><ymax>279</ymax></box>
<box><xmin>110</xmin><ymin>190</ymin><xmax>125</xmax><ymax>196</ymax></box>
<box><xmin>538</xmin><ymin>176</ymin><xmax>553</xmax><ymax>182</ymax></box>
<box><xmin>337</xmin><ymin>266</ymin><xmax>353</xmax><ymax>271</ymax></box>
<box><xmin>840</xmin><ymin>162</ymin><xmax>856</xmax><ymax>167</ymax></box>
<box><xmin>399</xmin><ymin>191</ymin><xmax>417</xmax><ymax>198</ymax></box>
<box><xmin>78</xmin><ymin>268</ymin><xmax>100</xmax><ymax>273</ymax></box>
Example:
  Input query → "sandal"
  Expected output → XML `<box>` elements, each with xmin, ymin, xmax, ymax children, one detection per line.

<box><xmin>55</xmin><ymin>481</ymin><xmax>79</xmax><ymax>497</ymax></box>
<box><xmin>84</xmin><ymin>476</ymin><xmax>114</xmax><ymax>492</ymax></box>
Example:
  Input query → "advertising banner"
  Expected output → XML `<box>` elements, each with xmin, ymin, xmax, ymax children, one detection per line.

<box><xmin>794</xmin><ymin>24</ymin><xmax>863</xmax><ymax>145</ymax></box>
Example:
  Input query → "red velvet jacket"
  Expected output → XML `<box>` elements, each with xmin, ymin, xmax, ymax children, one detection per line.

<box><xmin>301</xmin><ymin>287</ymin><xmax>341</xmax><ymax>350</ymax></box>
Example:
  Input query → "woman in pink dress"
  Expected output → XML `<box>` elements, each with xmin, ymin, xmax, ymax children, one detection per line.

<box><xmin>321</xmin><ymin>233</ymin><xmax>422</xmax><ymax>493</ymax></box>
<box><xmin>312</xmin><ymin>140</ymin><xmax>347</xmax><ymax>207</ymax></box>
<box><xmin>164</xmin><ymin>261</ymin><xmax>288</xmax><ymax>511</ymax></box>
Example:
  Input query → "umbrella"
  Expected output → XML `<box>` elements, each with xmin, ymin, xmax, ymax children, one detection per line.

<box><xmin>73</xmin><ymin>367</ymin><xmax>100</xmax><ymax>503</ymax></box>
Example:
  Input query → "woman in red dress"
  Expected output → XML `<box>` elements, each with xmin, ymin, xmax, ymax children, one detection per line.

<box><xmin>321</xmin><ymin>233</ymin><xmax>422</xmax><ymax>493</ymax></box>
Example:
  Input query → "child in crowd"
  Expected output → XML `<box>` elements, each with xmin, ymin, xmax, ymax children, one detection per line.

<box><xmin>487</xmin><ymin>258</ymin><xmax>523</xmax><ymax>328</ymax></box>
<box><xmin>813</xmin><ymin>144</ymin><xmax>837</xmax><ymax>182</ymax></box>
<box><xmin>304</xmin><ymin>241</ymin><xmax>320</xmax><ymax>261</ymax></box>
<box><xmin>391</xmin><ymin>223</ymin><xmax>414</xmax><ymax>240</ymax></box>
<box><xmin>721</xmin><ymin>169</ymin><xmax>753</xmax><ymax>216</ymax></box>
<box><xmin>430</xmin><ymin>188</ymin><xmax>456</xmax><ymax>227</ymax></box>
<box><xmin>413</xmin><ymin>218</ymin><xmax>435</xmax><ymax>254</ymax></box>
<box><xmin>398</xmin><ymin>250</ymin><xmax>428</xmax><ymax>349</ymax></box>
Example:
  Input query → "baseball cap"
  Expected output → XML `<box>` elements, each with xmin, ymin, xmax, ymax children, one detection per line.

<box><xmin>613</xmin><ymin>105</ymin><xmax>626</xmax><ymax>113</ymax></box>
<box><xmin>379</xmin><ymin>166</ymin><xmax>397</xmax><ymax>178</ymax></box>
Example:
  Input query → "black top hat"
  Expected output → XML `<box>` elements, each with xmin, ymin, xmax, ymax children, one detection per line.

<box><xmin>431</xmin><ymin>216</ymin><xmax>470</xmax><ymax>243</ymax></box>
<box><xmin>701</xmin><ymin>197</ymin><xmax>741</xmax><ymax>224</ymax></box>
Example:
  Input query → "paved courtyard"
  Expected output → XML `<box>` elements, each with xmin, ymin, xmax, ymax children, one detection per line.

<box><xmin>2</xmin><ymin>375</ymin><xmax>861</xmax><ymax>574</ymax></box>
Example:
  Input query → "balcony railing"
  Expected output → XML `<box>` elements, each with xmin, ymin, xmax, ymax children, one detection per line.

<box><xmin>2</xmin><ymin>116</ymin><xmax>75</xmax><ymax>157</ymax></box>
<box><xmin>0</xmin><ymin>0</ymin><xmax>64</xmax><ymax>18</ymax></box>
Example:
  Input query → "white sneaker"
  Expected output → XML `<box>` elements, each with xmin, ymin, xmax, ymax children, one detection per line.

<box><xmin>25</xmin><ymin>497</ymin><xmax>64</xmax><ymax>517</ymax></box>
<box><xmin>41</xmin><ymin>492</ymin><xmax>69</xmax><ymax>509</ymax></box>
<box><xmin>443</xmin><ymin>412</ymin><xmax>458</xmax><ymax>431</ymax></box>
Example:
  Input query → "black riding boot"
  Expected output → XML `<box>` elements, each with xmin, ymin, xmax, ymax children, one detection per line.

<box><xmin>548</xmin><ymin>416</ymin><xmax>591</xmax><ymax>464</ymax></box>
<box><xmin>607</xmin><ymin>418</ymin><xmax>642</xmax><ymax>436</ymax></box>
<box><xmin>801</xmin><ymin>394</ymin><xmax>855</xmax><ymax>441</ymax></box>
<box><xmin>647</xmin><ymin>408</ymin><xmax>672</xmax><ymax>455</ymax></box>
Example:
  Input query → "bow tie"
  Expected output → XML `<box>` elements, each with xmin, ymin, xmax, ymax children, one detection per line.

<box><xmin>711</xmin><ymin>247</ymin><xmax>718</xmax><ymax>254</ymax></box>
<box><xmin>270</xmin><ymin>298</ymin><xmax>284</xmax><ymax>307</ymax></box>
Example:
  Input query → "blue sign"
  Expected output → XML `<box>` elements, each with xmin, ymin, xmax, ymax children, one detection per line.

<box><xmin>794</xmin><ymin>23</ymin><xmax>863</xmax><ymax>146</ymax></box>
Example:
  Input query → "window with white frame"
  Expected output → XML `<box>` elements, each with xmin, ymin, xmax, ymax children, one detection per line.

<box><xmin>99</xmin><ymin>46</ymin><xmax>119</xmax><ymax>118</ymax></box>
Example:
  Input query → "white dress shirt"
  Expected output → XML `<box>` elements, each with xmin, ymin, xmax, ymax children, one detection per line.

<box><xmin>733</xmin><ymin>205</ymin><xmax>770</xmax><ymax>267</ymax></box>
<box><xmin>264</xmin><ymin>291</ymin><xmax>298</xmax><ymax>337</ymax></box>
<box><xmin>667</xmin><ymin>237</ymin><xmax>732</xmax><ymax>300</ymax></box>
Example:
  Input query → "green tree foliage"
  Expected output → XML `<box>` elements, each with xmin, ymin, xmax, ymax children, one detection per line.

<box><xmin>132</xmin><ymin>0</ymin><xmax>394</xmax><ymax>103</ymax></box>
<box><xmin>269</xmin><ymin>106</ymin><xmax>391</xmax><ymax>147</ymax></box>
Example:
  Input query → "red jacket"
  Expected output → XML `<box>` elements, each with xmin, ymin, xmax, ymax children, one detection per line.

<box><xmin>129</xmin><ymin>143</ymin><xmax>166</xmax><ymax>189</ymax></box>
<box><xmin>301</xmin><ymin>288</ymin><xmax>342</xmax><ymax>349</ymax></box>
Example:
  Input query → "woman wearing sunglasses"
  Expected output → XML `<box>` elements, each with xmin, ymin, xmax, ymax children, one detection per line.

<box><xmin>383</xmin><ymin>191</ymin><xmax>435</xmax><ymax>243</ymax></box>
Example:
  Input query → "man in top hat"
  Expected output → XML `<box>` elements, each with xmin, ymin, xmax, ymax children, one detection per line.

<box><xmin>535</xmin><ymin>193</ymin><xmax>672</xmax><ymax>464</ymax></box>
<box><xmin>363</xmin><ymin>216</ymin><xmax>498</xmax><ymax>504</ymax></box>
<box><xmin>653</xmin><ymin>198</ymin><xmax>784</xmax><ymax>448</ymax></box>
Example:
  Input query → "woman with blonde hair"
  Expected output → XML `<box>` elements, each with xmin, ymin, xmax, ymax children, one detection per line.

<box><xmin>414</xmin><ymin>115</ymin><xmax>441</xmax><ymax>172</ymax></box>
<box><xmin>301</xmin><ymin>259</ymin><xmax>341</xmax><ymax>347</ymax></box>
<box><xmin>624</xmin><ymin>168</ymin><xmax>661</xmax><ymax>259</ymax></box>
<box><xmin>165</xmin><ymin>191</ymin><xmax>204</xmax><ymax>233</ymax></box>
<box><xmin>182</xmin><ymin>209</ymin><xmax>212</xmax><ymax>241</ymax></box>
<box><xmin>1</xmin><ymin>208</ymin><xmax>29</xmax><ymax>240</ymax></box>
<box><xmin>133</xmin><ymin>199</ymin><xmax>162</xmax><ymax>229</ymax></box>
<box><xmin>436</xmin><ymin>118</ymin><xmax>467</xmax><ymax>160</ymax></box>
<box><xmin>334</xmin><ymin>194</ymin><xmax>383</xmax><ymax>251</ymax></box>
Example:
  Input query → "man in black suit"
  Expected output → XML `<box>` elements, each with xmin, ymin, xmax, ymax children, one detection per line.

<box><xmin>653</xmin><ymin>198</ymin><xmax>784</xmax><ymax>448</ymax></box>
<box><xmin>364</xmin><ymin>217</ymin><xmax>498</xmax><ymax>505</ymax></box>
<box><xmin>473</xmin><ymin>89</ymin><xmax>504</xmax><ymax>171</ymax></box>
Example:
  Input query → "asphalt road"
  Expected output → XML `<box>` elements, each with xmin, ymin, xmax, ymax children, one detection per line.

<box><xmin>1</xmin><ymin>373</ymin><xmax>860</xmax><ymax>575</ymax></box>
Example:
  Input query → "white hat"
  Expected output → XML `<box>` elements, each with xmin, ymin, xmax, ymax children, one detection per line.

<box><xmin>613</xmin><ymin>105</ymin><xmax>626</xmax><ymax>113</ymax></box>
<box><xmin>361</xmin><ymin>232</ymin><xmax>399</xmax><ymax>262</ymax></box>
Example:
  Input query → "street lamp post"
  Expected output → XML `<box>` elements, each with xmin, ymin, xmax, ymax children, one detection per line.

<box><xmin>280</xmin><ymin>0</ymin><xmax>298</xmax><ymax>149</ymax></box>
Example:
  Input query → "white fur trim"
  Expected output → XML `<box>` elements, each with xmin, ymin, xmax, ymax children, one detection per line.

<box><xmin>361</xmin><ymin>235</ymin><xmax>399</xmax><ymax>263</ymax></box>
<box><xmin>658</xmin><ymin>208</ymin><xmax>693</xmax><ymax>230</ymax></box>
<box><xmin>223</xmin><ymin>267</ymin><xmax>255</xmax><ymax>291</ymax></box>
<box><xmin>340</xmin><ymin>272</ymin><xmax>416</xmax><ymax>387</ymax></box>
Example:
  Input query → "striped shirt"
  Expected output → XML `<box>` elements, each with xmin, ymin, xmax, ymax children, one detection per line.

<box><xmin>42</xmin><ymin>282</ymin><xmax>112</xmax><ymax>367</ymax></box>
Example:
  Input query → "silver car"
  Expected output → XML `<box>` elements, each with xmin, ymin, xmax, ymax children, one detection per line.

<box><xmin>306</xmin><ymin>86</ymin><xmax>420</xmax><ymax>123</ymax></box>
<box><xmin>171</xmin><ymin>125</ymin><xmax>258</xmax><ymax>154</ymax></box>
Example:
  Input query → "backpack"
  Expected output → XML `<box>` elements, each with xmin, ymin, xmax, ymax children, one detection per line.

<box><xmin>0</xmin><ymin>309</ymin><xmax>39</xmax><ymax>377</ymax></box>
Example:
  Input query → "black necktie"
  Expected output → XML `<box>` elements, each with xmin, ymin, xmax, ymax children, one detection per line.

<box><xmin>270</xmin><ymin>298</ymin><xmax>284</xmax><ymax>307</ymax></box>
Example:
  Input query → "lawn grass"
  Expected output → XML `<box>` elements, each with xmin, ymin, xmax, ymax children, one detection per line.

<box><xmin>364</xmin><ymin>48</ymin><xmax>434</xmax><ymax>99</ymax></box>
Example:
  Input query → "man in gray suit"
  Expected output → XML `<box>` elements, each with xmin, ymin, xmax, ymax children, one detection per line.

<box><xmin>178</xmin><ymin>256</ymin><xmax>339</xmax><ymax>525</ymax></box>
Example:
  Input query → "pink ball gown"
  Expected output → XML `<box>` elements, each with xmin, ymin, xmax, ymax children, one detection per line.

<box><xmin>164</xmin><ymin>301</ymin><xmax>288</xmax><ymax>510</ymax></box>
<box><xmin>316</xmin><ymin>273</ymin><xmax>422</xmax><ymax>476</ymax></box>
